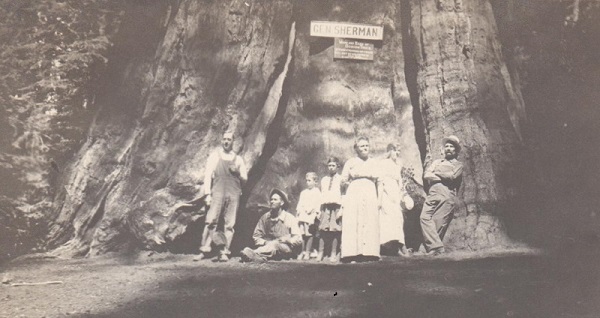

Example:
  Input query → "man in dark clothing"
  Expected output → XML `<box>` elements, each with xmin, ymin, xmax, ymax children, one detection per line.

<box><xmin>420</xmin><ymin>135</ymin><xmax>464</xmax><ymax>256</ymax></box>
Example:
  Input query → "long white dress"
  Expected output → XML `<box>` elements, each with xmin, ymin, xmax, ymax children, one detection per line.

<box><xmin>378</xmin><ymin>158</ymin><xmax>406</xmax><ymax>245</ymax></box>
<box><xmin>340</xmin><ymin>157</ymin><xmax>380</xmax><ymax>258</ymax></box>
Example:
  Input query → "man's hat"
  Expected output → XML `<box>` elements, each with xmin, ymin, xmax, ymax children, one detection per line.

<box><xmin>442</xmin><ymin>135</ymin><xmax>461</xmax><ymax>152</ymax></box>
<box><xmin>269</xmin><ymin>188</ymin><xmax>289</xmax><ymax>210</ymax></box>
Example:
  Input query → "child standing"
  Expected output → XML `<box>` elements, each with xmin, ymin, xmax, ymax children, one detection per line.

<box><xmin>296</xmin><ymin>172</ymin><xmax>321</xmax><ymax>260</ymax></box>
<box><xmin>318</xmin><ymin>157</ymin><xmax>343</xmax><ymax>262</ymax></box>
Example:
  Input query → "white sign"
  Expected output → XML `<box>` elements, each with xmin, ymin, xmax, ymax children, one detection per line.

<box><xmin>334</xmin><ymin>38</ymin><xmax>374</xmax><ymax>61</ymax></box>
<box><xmin>310</xmin><ymin>21</ymin><xmax>383</xmax><ymax>41</ymax></box>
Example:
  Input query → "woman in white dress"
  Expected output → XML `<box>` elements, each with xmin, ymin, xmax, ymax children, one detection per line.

<box><xmin>378</xmin><ymin>143</ymin><xmax>411</xmax><ymax>256</ymax></box>
<box><xmin>340</xmin><ymin>136</ymin><xmax>380</xmax><ymax>262</ymax></box>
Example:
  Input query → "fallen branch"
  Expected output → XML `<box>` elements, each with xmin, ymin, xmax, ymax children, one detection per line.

<box><xmin>10</xmin><ymin>281</ymin><xmax>63</xmax><ymax>287</ymax></box>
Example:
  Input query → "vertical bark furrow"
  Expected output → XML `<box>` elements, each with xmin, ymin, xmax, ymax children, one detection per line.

<box><xmin>243</xmin><ymin>22</ymin><xmax>296</xmax><ymax>169</ymax></box>
<box><xmin>245</xmin><ymin>2</ymin><xmax>424</xmax><ymax>253</ymax></box>
<box><xmin>43</xmin><ymin>0</ymin><xmax>541</xmax><ymax>256</ymax></box>
<box><xmin>409</xmin><ymin>0</ymin><xmax>525</xmax><ymax>250</ymax></box>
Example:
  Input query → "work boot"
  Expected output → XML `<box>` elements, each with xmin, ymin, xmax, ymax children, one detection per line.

<box><xmin>240</xmin><ymin>247</ymin><xmax>266</xmax><ymax>263</ymax></box>
<box><xmin>217</xmin><ymin>254</ymin><xmax>229</xmax><ymax>262</ymax></box>
<box><xmin>240</xmin><ymin>248</ymin><xmax>253</xmax><ymax>262</ymax></box>
<box><xmin>329</xmin><ymin>254</ymin><xmax>340</xmax><ymax>263</ymax></box>
<box><xmin>315</xmin><ymin>252</ymin><xmax>324</xmax><ymax>262</ymax></box>
<box><xmin>193</xmin><ymin>252</ymin><xmax>206</xmax><ymax>262</ymax></box>
<box><xmin>426</xmin><ymin>247</ymin><xmax>445</xmax><ymax>256</ymax></box>
<box><xmin>398</xmin><ymin>245</ymin><xmax>413</xmax><ymax>257</ymax></box>
<box><xmin>297</xmin><ymin>251</ymin><xmax>307</xmax><ymax>260</ymax></box>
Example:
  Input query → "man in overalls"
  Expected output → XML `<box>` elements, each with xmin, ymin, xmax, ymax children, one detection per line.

<box><xmin>420</xmin><ymin>135</ymin><xmax>464</xmax><ymax>256</ymax></box>
<box><xmin>197</xmin><ymin>131</ymin><xmax>247</xmax><ymax>262</ymax></box>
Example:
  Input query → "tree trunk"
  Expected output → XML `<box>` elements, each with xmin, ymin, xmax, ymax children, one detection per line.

<box><xmin>48</xmin><ymin>0</ymin><xmax>296</xmax><ymax>256</ymax></box>
<box><xmin>42</xmin><ymin>0</ymin><xmax>527</xmax><ymax>256</ymax></box>
<box><xmin>0</xmin><ymin>0</ymin><xmax>126</xmax><ymax>259</ymax></box>
<box><xmin>408</xmin><ymin>0</ymin><xmax>526</xmax><ymax>249</ymax></box>
<box><xmin>237</xmin><ymin>0</ymin><xmax>426</xmax><ymax>252</ymax></box>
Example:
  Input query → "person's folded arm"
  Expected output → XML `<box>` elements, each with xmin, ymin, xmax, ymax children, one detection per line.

<box><xmin>423</xmin><ymin>160</ymin><xmax>441</xmax><ymax>182</ymax></box>
<box><xmin>435</xmin><ymin>163</ymin><xmax>463</xmax><ymax>181</ymax></box>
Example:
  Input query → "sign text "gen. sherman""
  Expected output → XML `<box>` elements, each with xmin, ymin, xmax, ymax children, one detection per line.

<box><xmin>310</xmin><ymin>21</ymin><xmax>383</xmax><ymax>41</ymax></box>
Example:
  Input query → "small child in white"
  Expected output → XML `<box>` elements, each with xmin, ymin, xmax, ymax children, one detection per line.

<box><xmin>296</xmin><ymin>172</ymin><xmax>322</xmax><ymax>260</ymax></box>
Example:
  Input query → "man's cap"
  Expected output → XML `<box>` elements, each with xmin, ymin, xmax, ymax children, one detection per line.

<box><xmin>442</xmin><ymin>135</ymin><xmax>461</xmax><ymax>152</ymax></box>
<box><xmin>269</xmin><ymin>188</ymin><xmax>289</xmax><ymax>209</ymax></box>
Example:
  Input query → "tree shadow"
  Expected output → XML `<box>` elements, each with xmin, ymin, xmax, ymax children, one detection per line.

<box><xmin>69</xmin><ymin>253</ymin><xmax>600</xmax><ymax>318</ymax></box>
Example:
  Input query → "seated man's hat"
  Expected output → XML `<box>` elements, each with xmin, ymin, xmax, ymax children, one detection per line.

<box><xmin>270</xmin><ymin>188</ymin><xmax>290</xmax><ymax>210</ymax></box>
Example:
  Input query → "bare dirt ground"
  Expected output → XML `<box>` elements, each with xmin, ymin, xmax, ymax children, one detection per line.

<box><xmin>1</xmin><ymin>248</ymin><xmax>599</xmax><ymax>318</ymax></box>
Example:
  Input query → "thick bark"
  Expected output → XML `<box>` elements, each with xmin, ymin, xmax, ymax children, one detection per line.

<box><xmin>43</xmin><ymin>0</ymin><xmax>530</xmax><ymax>256</ymax></box>
<box><xmin>409</xmin><ymin>0</ymin><xmax>526</xmax><ymax>249</ymax></box>
<box><xmin>48</xmin><ymin>0</ymin><xmax>295</xmax><ymax>256</ymax></box>
<box><xmin>0</xmin><ymin>0</ymin><xmax>125</xmax><ymax>259</ymax></box>
<box><xmin>241</xmin><ymin>0</ymin><xmax>425</xmax><ymax>250</ymax></box>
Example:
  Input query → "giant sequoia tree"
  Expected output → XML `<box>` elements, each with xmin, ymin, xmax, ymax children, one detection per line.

<box><xmin>1</xmin><ymin>0</ymin><xmax>598</xmax><ymax>258</ymax></box>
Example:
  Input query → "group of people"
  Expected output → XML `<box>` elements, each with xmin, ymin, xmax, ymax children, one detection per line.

<box><xmin>196</xmin><ymin>131</ymin><xmax>463</xmax><ymax>263</ymax></box>
<box><xmin>245</xmin><ymin>157</ymin><xmax>345</xmax><ymax>263</ymax></box>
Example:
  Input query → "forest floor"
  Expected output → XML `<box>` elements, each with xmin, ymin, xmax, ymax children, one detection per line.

<box><xmin>0</xmin><ymin>248</ymin><xmax>599</xmax><ymax>318</ymax></box>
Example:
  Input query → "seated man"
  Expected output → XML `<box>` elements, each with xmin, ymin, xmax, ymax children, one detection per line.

<box><xmin>240</xmin><ymin>189</ymin><xmax>302</xmax><ymax>262</ymax></box>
